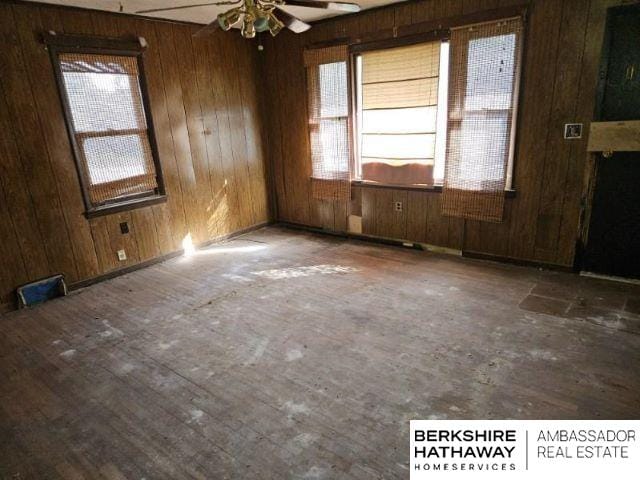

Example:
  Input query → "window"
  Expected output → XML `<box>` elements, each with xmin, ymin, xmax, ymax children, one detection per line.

<box><xmin>354</xmin><ymin>40</ymin><xmax>450</xmax><ymax>187</ymax></box>
<box><xmin>442</xmin><ymin>18</ymin><xmax>522</xmax><ymax>222</ymax></box>
<box><xmin>350</xmin><ymin>17</ymin><xmax>522</xmax><ymax>205</ymax></box>
<box><xmin>448</xmin><ymin>29</ymin><xmax>518</xmax><ymax>190</ymax></box>
<box><xmin>311</xmin><ymin>61</ymin><xmax>349</xmax><ymax>178</ymax></box>
<box><xmin>304</xmin><ymin>45</ymin><xmax>351</xmax><ymax>200</ymax></box>
<box><xmin>47</xmin><ymin>35</ymin><xmax>164</xmax><ymax>216</ymax></box>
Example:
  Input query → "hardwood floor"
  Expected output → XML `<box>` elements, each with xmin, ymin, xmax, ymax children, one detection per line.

<box><xmin>1</xmin><ymin>226</ymin><xmax>639</xmax><ymax>479</ymax></box>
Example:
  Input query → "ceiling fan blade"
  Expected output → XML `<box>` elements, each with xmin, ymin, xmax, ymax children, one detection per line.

<box><xmin>136</xmin><ymin>2</ymin><xmax>234</xmax><ymax>15</ymax></box>
<box><xmin>283</xmin><ymin>0</ymin><xmax>361</xmax><ymax>13</ymax></box>
<box><xmin>193</xmin><ymin>19</ymin><xmax>221</xmax><ymax>37</ymax></box>
<box><xmin>275</xmin><ymin>8</ymin><xmax>312</xmax><ymax>33</ymax></box>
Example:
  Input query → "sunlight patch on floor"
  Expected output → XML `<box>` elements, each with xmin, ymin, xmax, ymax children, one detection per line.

<box><xmin>182</xmin><ymin>233</ymin><xmax>196</xmax><ymax>256</ymax></box>
<box><xmin>199</xmin><ymin>244</ymin><xmax>267</xmax><ymax>255</ymax></box>
<box><xmin>251</xmin><ymin>264</ymin><xmax>358</xmax><ymax>280</ymax></box>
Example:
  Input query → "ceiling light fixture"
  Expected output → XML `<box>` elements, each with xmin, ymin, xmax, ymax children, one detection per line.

<box><xmin>136</xmin><ymin>0</ymin><xmax>361</xmax><ymax>39</ymax></box>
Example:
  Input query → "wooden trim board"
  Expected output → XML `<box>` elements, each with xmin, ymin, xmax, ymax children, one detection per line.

<box><xmin>68</xmin><ymin>221</ymin><xmax>272</xmax><ymax>291</ymax></box>
<box><xmin>587</xmin><ymin>120</ymin><xmax>640</xmax><ymax>152</ymax></box>
<box><xmin>279</xmin><ymin>221</ymin><xmax>575</xmax><ymax>272</ymax></box>
<box><xmin>0</xmin><ymin>221</ymin><xmax>271</xmax><ymax>314</ymax></box>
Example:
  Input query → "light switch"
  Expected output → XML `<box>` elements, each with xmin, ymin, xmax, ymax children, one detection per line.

<box><xmin>564</xmin><ymin>123</ymin><xmax>583</xmax><ymax>139</ymax></box>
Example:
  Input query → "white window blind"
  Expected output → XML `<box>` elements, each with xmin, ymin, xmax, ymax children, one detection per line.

<box><xmin>357</xmin><ymin>41</ymin><xmax>448</xmax><ymax>186</ymax></box>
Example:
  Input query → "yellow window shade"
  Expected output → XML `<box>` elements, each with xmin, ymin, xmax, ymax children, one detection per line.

<box><xmin>363</xmin><ymin>77</ymin><xmax>439</xmax><ymax>109</ymax></box>
<box><xmin>361</xmin><ymin>42</ymin><xmax>440</xmax><ymax>84</ymax></box>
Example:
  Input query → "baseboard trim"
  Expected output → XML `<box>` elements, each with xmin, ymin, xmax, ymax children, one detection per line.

<box><xmin>279</xmin><ymin>221</ymin><xmax>573</xmax><ymax>272</ymax></box>
<box><xmin>279</xmin><ymin>221</ymin><xmax>459</xmax><ymax>253</ymax></box>
<box><xmin>462</xmin><ymin>250</ymin><xmax>573</xmax><ymax>272</ymax></box>
<box><xmin>278</xmin><ymin>221</ymin><xmax>349</xmax><ymax>238</ymax></box>
<box><xmin>580</xmin><ymin>270</ymin><xmax>640</xmax><ymax>285</ymax></box>
<box><xmin>279</xmin><ymin>221</ymin><xmax>418</xmax><ymax>249</ymax></box>
<box><xmin>69</xmin><ymin>221</ymin><xmax>272</xmax><ymax>292</ymax></box>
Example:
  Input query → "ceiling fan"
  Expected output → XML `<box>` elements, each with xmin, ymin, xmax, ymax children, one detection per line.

<box><xmin>136</xmin><ymin>0</ymin><xmax>361</xmax><ymax>39</ymax></box>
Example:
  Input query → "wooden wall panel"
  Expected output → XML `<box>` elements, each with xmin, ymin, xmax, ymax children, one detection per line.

<box><xmin>0</xmin><ymin>78</ymin><xmax>51</xmax><ymax>282</ymax></box>
<box><xmin>262</xmin><ymin>41</ymin><xmax>287</xmax><ymax>221</ymax></box>
<box><xmin>13</xmin><ymin>4</ymin><xmax>101</xmax><ymax>281</ymax></box>
<box><xmin>280</xmin><ymin>34</ymin><xmax>312</xmax><ymax>226</ymax></box>
<box><xmin>191</xmin><ymin>33</ymin><xmax>229</xmax><ymax>239</ymax></box>
<box><xmin>0</xmin><ymin>181</ymin><xmax>28</xmax><ymax>307</ymax></box>
<box><xmin>207</xmin><ymin>35</ymin><xmax>244</xmax><ymax>233</ymax></box>
<box><xmin>0</xmin><ymin>4</ymin><xmax>78</xmax><ymax>283</ymax></box>
<box><xmin>264</xmin><ymin>0</ymin><xmax>621</xmax><ymax>267</ymax></box>
<box><xmin>155</xmin><ymin>23</ymin><xmax>201</xmax><ymax>246</ymax></box>
<box><xmin>172</xmin><ymin>24</ymin><xmax>216</xmax><ymax>243</ymax></box>
<box><xmin>405</xmin><ymin>191</ymin><xmax>428</xmax><ymax>243</ymax></box>
<box><xmin>361</xmin><ymin>188</ymin><xmax>376</xmax><ymax>235</ymax></box>
<box><xmin>533</xmin><ymin>0</ymin><xmax>590</xmax><ymax>261</ymax></box>
<box><xmin>216</xmin><ymin>36</ymin><xmax>250</xmax><ymax>233</ymax></box>
<box><xmin>0</xmin><ymin>1</ymin><xmax>271</xmax><ymax>311</ymax></box>
<box><xmin>236</xmin><ymin>40</ymin><xmax>270</xmax><ymax>225</ymax></box>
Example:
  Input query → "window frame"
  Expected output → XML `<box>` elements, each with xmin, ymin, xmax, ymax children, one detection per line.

<box><xmin>44</xmin><ymin>33</ymin><xmax>166</xmax><ymax>218</ymax></box>
<box><xmin>347</xmin><ymin>18</ymin><xmax>524</xmax><ymax>194</ymax></box>
<box><xmin>308</xmin><ymin>60</ymin><xmax>351</xmax><ymax>179</ymax></box>
<box><xmin>446</xmin><ymin>20</ymin><xmax>523</xmax><ymax>192</ymax></box>
<box><xmin>350</xmin><ymin>31</ymin><xmax>450</xmax><ymax>188</ymax></box>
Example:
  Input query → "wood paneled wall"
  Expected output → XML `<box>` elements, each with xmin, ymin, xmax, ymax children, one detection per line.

<box><xmin>262</xmin><ymin>0</ymin><xmax>628</xmax><ymax>267</ymax></box>
<box><xmin>0</xmin><ymin>1</ymin><xmax>271</xmax><ymax>311</ymax></box>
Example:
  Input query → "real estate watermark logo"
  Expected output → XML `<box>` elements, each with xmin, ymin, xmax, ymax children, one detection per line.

<box><xmin>410</xmin><ymin>420</ymin><xmax>640</xmax><ymax>479</ymax></box>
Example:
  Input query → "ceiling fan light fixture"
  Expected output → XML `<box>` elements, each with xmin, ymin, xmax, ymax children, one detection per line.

<box><xmin>241</xmin><ymin>14</ymin><xmax>257</xmax><ymax>38</ymax></box>
<box><xmin>217</xmin><ymin>8</ymin><xmax>242</xmax><ymax>30</ymax></box>
<box><xmin>141</xmin><ymin>0</ymin><xmax>360</xmax><ymax>40</ymax></box>
<box><xmin>253</xmin><ymin>15</ymin><xmax>270</xmax><ymax>32</ymax></box>
<box><xmin>267</xmin><ymin>12</ymin><xmax>284</xmax><ymax>37</ymax></box>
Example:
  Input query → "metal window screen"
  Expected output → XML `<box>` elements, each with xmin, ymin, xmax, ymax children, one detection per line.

<box><xmin>442</xmin><ymin>18</ymin><xmax>523</xmax><ymax>222</ymax></box>
<box><xmin>59</xmin><ymin>53</ymin><xmax>158</xmax><ymax>207</ymax></box>
<box><xmin>304</xmin><ymin>45</ymin><xmax>350</xmax><ymax>201</ymax></box>
<box><xmin>359</xmin><ymin>41</ymin><xmax>441</xmax><ymax>186</ymax></box>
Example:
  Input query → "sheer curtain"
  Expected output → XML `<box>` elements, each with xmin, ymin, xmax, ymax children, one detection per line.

<box><xmin>442</xmin><ymin>18</ymin><xmax>523</xmax><ymax>222</ymax></box>
<box><xmin>304</xmin><ymin>45</ymin><xmax>351</xmax><ymax>200</ymax></box>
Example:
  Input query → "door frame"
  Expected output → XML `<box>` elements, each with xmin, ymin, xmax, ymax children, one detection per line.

<box><xmin>575</xmin><ymin>0</ymin><xmax>640</xmax><ymax>274</ymax></box>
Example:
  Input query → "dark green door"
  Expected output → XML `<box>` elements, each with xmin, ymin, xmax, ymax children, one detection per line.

<box><xmin>584</xmin><ymin>4</ymin><xmax>640</xmax><ymax>278</ymax></box>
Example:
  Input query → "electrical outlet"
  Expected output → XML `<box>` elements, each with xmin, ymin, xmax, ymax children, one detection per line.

<box><xmin>117</xmin><ymin>249</ymin><xmax>127</xmax><ymax>261</ymax></box>
<box><xmin>394</xmin><ymin>201</ymin><xmax>403</xmax><ymax>212</ymax></box>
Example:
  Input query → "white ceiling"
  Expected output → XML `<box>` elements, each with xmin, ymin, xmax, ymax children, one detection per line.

<box><xmin>25</xmin><ymin>0</ymin><xmax>407</xmax><ymax>25</ymax></box>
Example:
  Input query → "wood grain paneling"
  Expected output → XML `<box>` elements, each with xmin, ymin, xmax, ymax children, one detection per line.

<box><xmin>0</xmin><ymin>3</ymin><xmax>78</xmax><ymax>284</ymax></box>
<box><xmin>533</xmin><ymin>0</ymin><xmax>590</xmax><ymax>261</ymax></box>
<box><xmin>263</xmin><ymin>0</ymin><xmax>626</xmax><ymax>268</ymax></box>
<box><xmin>0</xmin><ymin>0</ymin><xmax>630</xmax><ymax>310</ymax></box>
<box><xmin>0</xmin><ymin>1</ymin><xmax>270</xmax><ymax>311</ymax></box>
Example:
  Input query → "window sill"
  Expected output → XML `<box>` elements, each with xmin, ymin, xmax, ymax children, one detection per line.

<box><xmin>84</xmin><ymin>194</ymin><xmax>167</xmax><ymax>219</ymax></box>
<box><xmin>351</xmin><ymin>180</ymin><xmax>516</xmax><ymax>197</ymax></box>
<box><xmin>351</xmin><ymin>180</ymin><xmax>443</xmax><ymax>192</ymax></box>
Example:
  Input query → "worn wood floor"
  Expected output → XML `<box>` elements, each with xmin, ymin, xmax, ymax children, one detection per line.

<box><xmin>1</xmin><ymin>226</ymin><xmax>639</xmax><ymax>479</ymax></box>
